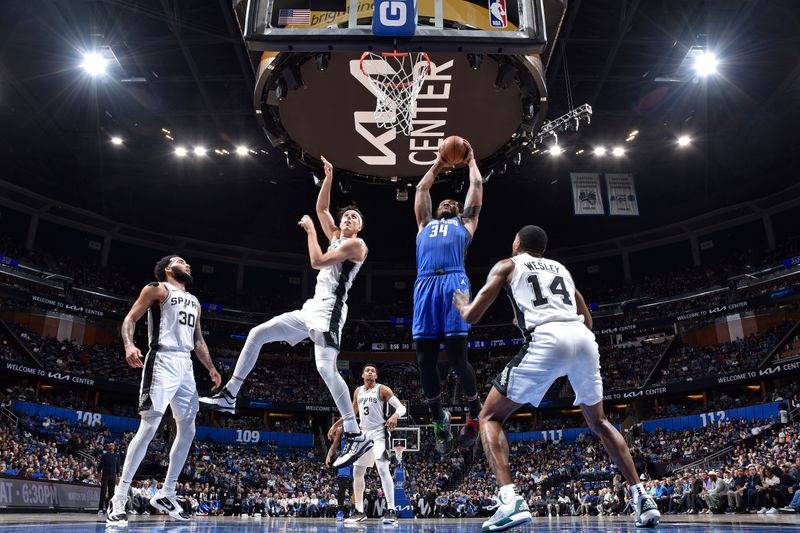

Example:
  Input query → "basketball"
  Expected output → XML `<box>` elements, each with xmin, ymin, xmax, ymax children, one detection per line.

<box><xmin>439</xmin><ymin>136</ymin><xmax>470</xmax><ymax>166</ymax></box>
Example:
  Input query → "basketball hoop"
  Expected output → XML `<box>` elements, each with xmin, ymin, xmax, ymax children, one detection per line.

<box><xmin>393</xmin><ymin>444</ymin><xmax>406</xmax><ymax>464</ymax></box>
<box><xmin>359</xmin><ymin>52</ymin><xmax>431</xmax><ymax>136</ymax></box>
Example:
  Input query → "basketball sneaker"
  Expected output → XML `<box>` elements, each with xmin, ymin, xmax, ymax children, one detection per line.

<box><xmin>383</xmin><ymin>508</ymin><xmax>398</xmax><ymax>525</ymax></box>
<box><xmin>199</xmin><ymin>386</ymin><xmax>237</xmax><ymax>414</ymax></box>
<box><xmin>106</xmin><ymin>497</ymin><xmax>128</xmax><ymax>526</ymax></box>
<box><xmin>344</xmin><ymin>511</ymin><xmax>367</xmax><ymax>524</ymax></box>
<box><xmin>633</xmin><ymin>494</ymin><xmax>660</xmax><ymax>527</ymax></box>
<box><xmin>481</xmin><ymin>494</ymin><xmax>531</xmax><ymax>532</ymax></box>
<box><xmin>459</xmin><ymin>416</ymin><xmax>480</xmax><ymax>449</ymax></box>
<box><xmin>150</xmin><ymin>490</ymin><xmax>191</xmax><ymax>521</ymax></box>
<box><xmin>332</xmin><ymin>431</ymin><xmax>374</xmax><ymax>469</ymax></box>
<box><xmin>433</xmin><ymin>410</ymin><xmax>453</xmax><ymax>454</ymax></box>
<box><xmin>336</xmin><ymin>510</ymin><xmax>345</xmax><ymax>521</ymax></box>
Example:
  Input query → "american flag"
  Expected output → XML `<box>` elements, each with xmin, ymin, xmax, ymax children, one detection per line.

<box><xmin>278</xmin><ymin>8</ymin><xmax>311</xmax><ymax>25</ymax></box>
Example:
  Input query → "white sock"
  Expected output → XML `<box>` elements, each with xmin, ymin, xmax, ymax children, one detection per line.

<box><xmin>499</xmin><ymin>484</ymin><xmax>517</xmax><ymax>503</ymax></box>
<box><xmin>113</xmin><ymin>415</ymin><xmax>161</xmax><ymax>500</ymax></box>
<box><xmin>353</xmin><ymin>466</ymin><xmax>367</xmax><ymax>513</ymax></box>
<box><xmin>377</xmin><ymin>459</ymin><xmax>395</xmax><ymax>509</ymax></box>
<box><xmin>314</xmin><ymin>343</ymin><xmax>359</xmax><ymax>434</ymax></box>
<box><xmin>162</xmin><ymin>417</ymin><xmax>196</xmax><ymax>494</ymax></box>
<box><xmin>631</xmin><ymin>482</ymin><xmax>646</xmax><ymax>501</ymax></box>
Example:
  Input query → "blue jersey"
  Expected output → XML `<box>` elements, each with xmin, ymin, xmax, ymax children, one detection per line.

<box><xmin>416</xmin><ymin>217</ymin><xmax>471</xmax><ymax>276</ymax></box>
<box><xmin>337</xmin><ymin>438</ymin><xmax>352</xmax><ymax>478</ymax></box>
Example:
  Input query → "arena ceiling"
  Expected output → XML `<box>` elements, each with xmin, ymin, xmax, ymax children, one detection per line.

<box><xmin>0</xmin><ymin>0</ymin><xmax>798</xmax><ymax>264</ymax></box>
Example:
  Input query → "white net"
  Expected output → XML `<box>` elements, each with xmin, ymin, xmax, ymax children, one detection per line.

<box><xmin>359</xmin><ymin>52</ymin><xmax>431</xmax><ymax>136</ymax></box>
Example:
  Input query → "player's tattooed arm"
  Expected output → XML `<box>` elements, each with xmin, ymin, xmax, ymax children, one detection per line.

<box><xmin>121</xmin><ymin>283</ymin><xmax>165</xmax><ymax>369</ymax></box>
<box><xmin>461</xmin><ymin>140</ymin><xmax>483</xmax><ymax>235</ymax></box>
<box><xmin>453</xmin><ymin>258</ymin><xmax>514</xmax><ymax>324</ymax></box>
<box><xmin>415</xmin><ymin>156</ymin><xmax>447</xmax><ymax>231</ymax></box>
<box><xmin>194</xmin><ymin>315</ymin><xmax>222</xmax><ymax>388</ymax></box>
<box><xmin>315</xmin><ymin>155</ymin><xmax>339</xmax><ymax>242</ymax></box>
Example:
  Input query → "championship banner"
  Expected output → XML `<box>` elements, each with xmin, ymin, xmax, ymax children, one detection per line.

<box><xmin>570</xmin><ymin>173</ymin><xmax>604</xmax><ymax>215</ymax></box>
<box><xmin>606</xmin><ymin>173</ymin><xmax>639</xmax><ymax>216</ymax></box>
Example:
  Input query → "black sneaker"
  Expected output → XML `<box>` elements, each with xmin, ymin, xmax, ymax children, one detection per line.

<box><xmin>433</xmin><ymin>410</ymin><xmax>453</xmax><ymax>454</ymax></box>
<box><xmin>332</xmin><ymin>432</ymin><xmax>374</xmax><ymax>469</ymax></box>
<box><xmin>458</xmin><ymin>416</ymin><xmax>479</xmax><ymax>449</ymax></box>
<box><xmin>383</xmin><ymin>508</ymin><xmax>398</xmax><ymax>525</ymax></box>
<box><xmin>199</xmin><ymin>386</ymin><xmax>237</xmax><ymax>414</ymax></box>
<box><xmin>106</xmin><ymin>497</ymin><xmax>128</xmax><ymax>526</ymax></box>
<box><xmin>344</xmin><ymin>511</ymin><xmax>367</xmax><ymax>524</ymax></box>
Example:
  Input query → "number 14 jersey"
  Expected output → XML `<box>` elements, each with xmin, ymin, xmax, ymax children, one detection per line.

<box><xmin>507</xmin><ymin>253</ymin><xmax>583</xmax><ymax>332</ymax></box>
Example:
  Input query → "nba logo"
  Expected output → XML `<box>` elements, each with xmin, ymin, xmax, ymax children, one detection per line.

<box><xmin>488</xmin><ymin>0</ymin><xmax>507</xmax><ymax>28</ymax></box>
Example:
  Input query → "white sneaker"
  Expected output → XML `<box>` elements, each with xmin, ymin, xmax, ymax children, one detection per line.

<box><xmin>106</xmin><ymin>497</ymin><xmax>128</xmax><ymax>526</ymax></box>
<box><xmin>198</xmin><ymin>386</ymin><xmax>237</xmax><ymax>413</ymax></box>
<box><xmin>481</xmin><ymin>494</ymin><xmax>532</xmax><ymax>532</ymax></box>
<box><xmin>97</xmin><ymin>510</ymin><xmax>105</xmax><ymax>517</ymax></box>
<box><xmin>149</xmin><ymin>490</ymin><xmax>191</xmax><ymax>521</ymax></box>
<box><xmin>634</xmin><ymin>495</ymin><xmax>660</xmax><ymax>528</ymax></box>
<box><xmin>332</xmin><ymin>432</ymin><xmax>374</xmax><ymax>469</ymax></box>
<box><xmin>757</xmin><ymin>507</ymin><xmax>768</xmax><ymax>514</ymax></box>
<box><xmin>766</xmin><ymin>507</ymin><xmax>778</xmax><ymax>514</ymax></box>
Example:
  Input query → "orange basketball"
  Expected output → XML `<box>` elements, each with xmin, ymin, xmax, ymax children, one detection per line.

<box><xmin>439</xmin><ymin>136</ymin><xmax>470</xmax><ymax>166</ymax></box>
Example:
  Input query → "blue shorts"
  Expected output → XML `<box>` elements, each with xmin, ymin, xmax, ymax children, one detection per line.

<box><xmin>413</xmin><ymin>272</ymin><xmax>471</xmax><ymax>340</ymax></box>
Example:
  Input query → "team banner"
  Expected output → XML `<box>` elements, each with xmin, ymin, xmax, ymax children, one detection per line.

<box><xmin>0</xmin><ymin>476</ymin><xmax>100</xmax><ymax>510</ymax></box>
<box><xmin>606</xmin><ymin>173</ymin><xmax>639</xmax><ymax>216</ymax></box>
<box><xmin>570</xmin><ymin>173</ymin><xmax>604</xmax><ymax>215</ymax></box>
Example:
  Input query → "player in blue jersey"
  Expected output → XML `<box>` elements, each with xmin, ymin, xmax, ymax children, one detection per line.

<box><xmin>326</xmin><ymin>425</ymin><xmax>353</xmax><ymax>521</ymax></box>
<box><xmin>413</xmin><ymin>138</ymin><xmax>484</xmax><ymax>453</ymax></box>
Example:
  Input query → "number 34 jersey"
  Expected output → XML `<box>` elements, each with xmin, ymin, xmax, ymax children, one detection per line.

<box><xmin>148</xmin><ymin>281</ymin><xmax>200</xmax><ymax>355</ymax></box>
<box><xmin>507</xmin><ymin>253</ymin><xmax>583</xmax><ymax>332</ymax></box>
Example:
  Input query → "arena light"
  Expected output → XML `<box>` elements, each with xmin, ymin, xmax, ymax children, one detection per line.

<box><xmin>549</xmin><ymin>145</ymin><xmax>563</xmax><ymax>157</ymax></box>
<box><xmin>612</xmin><ymin>146</ymin><xmax>625</xmax><ymax>157</ymax></box>
<box><xmin>694</xmin><ymin>52</ymin><xmax>719</xmax><ymax>77</ymax></box>
<box><xmin>193</xmin><ymin>146</ymin><xmax>207</xmax><ymax>156</ymax></box>
<box><xmin>593</xmin><ymin>146</ymin><xmax>607</xmax><ymax>157</ymax></box>
<box><xmin>174</xmin><ymin>147</ymin><xmax>188</xmax><ymax>157</ymax></box>
<box><xmin>235</xmin><ymin>145</ymin><xmax>249</xmax><ymax>156</ymax></box>
<box><xmin>677</xmin><ymin>135</ymin><xmax>692</xmax><ymax>147</ymax></box>
<box><xmin>80</xmin><ymin>51</ymin><xmax>107</xmax><ymax>76</ymax></box>
<box><xmin>110</xmin><ymin>136</ymin><xmax>123</xmax><ymax>146</ymax></box>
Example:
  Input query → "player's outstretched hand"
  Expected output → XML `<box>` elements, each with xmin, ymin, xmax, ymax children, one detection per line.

<box><xmin>452</xmin><ymin>289</ymin><xmax>470</xmax><ymax>314</ymax></box>
<box><xmin>209</xmin><ymin>368</ymin><xmax>222</xmax><ymax>389</ymax></box>
<box><xmin>463</xmin><ymin>139</ymin><xmax>475</xmax><ymax>165</ymax></box>
<box><xmin>125</xmin><ymin>344</ymin><xmax>143</xmax><ymax>368</ymax></box>
<box><xmin>298</xmin><ymin>215</ymin><xmax>315</xmax><ymax>233</ymax></box>
<box><xmin>320</xmin><ymin>155</ymin><xmax>333</xmax><ymax>179</ymax></box>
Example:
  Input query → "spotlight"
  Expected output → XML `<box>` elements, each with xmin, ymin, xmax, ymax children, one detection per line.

<box><xmin>629</xmin><ymin>130</ymin><xmax>639</xmax><ymax>137</ymax></box>
<box><xmin>612</xmin><ymin>146</ymin><xmax>625</xmax><ymax>157</ymax></box>
<box><xmin>575</xmin><ymin>149</ymin><xmax>585</xmax><ymax>155</ymax></box>
<box><xmin>593</xmin><ymin>147</ymin><xmax>607</xmax><ymax>157</ymax></box>
<box><xmin>549</xmin><ymin>145</ymin><xmax>563</xmax><ymax>157</ymax></box>
<box><xmin>110</xmin><ymin>137</ymin><xmax>123</xmax><ymax>146</ymax></box>
<box><xmin>174</xmin><ymin>147</ymin><xmax>188</xmax><ymax>157</ymax></box>
<box><xmin>315</xmin><ymin>52</ymin><xmax>330</xmax><ymax>72</ymax></box>
<box><xmin>80</xmin><ymin>51</ymin><xmax>107</xmax><ymax>76</ymax></box>
<box><xmin>677</xmin><ymin>135</ymin><xmax>692</xmax><ymax>147</ymax></box>
<box><xmin>193</xmin><ymin>146</ymin><xmax>207</xmax><ymax>156</ymax></box>
<box><xmin>467</xmin><ymin>53</ymin><xmax>483</xmax><ymax>71</ymax></box>
<box><xmin>236</xmin><ymin>146</ymin><xmax>249</xmax><ymax>156</ymax></box>
<box><xmin>694</xmin><ymin>52</ymin><xmax>718</xmax><ymax>77</ymax></box>
<box><xmin>493</xmin><ymin>62</ymin><xmax>516</xmax><ymax>90</ymax></box>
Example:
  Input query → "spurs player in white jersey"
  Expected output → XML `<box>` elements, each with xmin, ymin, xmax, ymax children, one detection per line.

<box><xmin>328</xmin><ymin>364</ymin><xmax>406</xmax><ymax>525</ymax></box>
<box><xmin>106</xmin><ymin>255</ymin><xmax>222</xmax><ymax>526</ymax></box>
<box><xmin>453</xmin><ymin>226</ymin><xmax>660</xmax><ymax>532</ymax></box>
<box><xmin>201</xmin><ymin>156</ymin><xmax>373</xmax><ymax>468</ymax></box>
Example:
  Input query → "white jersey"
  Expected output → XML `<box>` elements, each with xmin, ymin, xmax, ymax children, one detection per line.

<box><xmin>147</xmin><ymin>281</ymin><xmax>200</xmax><ymax>355</ymax></box>
<box><xmin>507</xmin><ymin>253</ymin><xmax>582</xmax><ymax>335</ymax></box>
<box><xmin>357</xmin><ymin>383</ymin><xmax>385</xmax><ymax>431</ymax></box>
<box><xmin>312</xmin><ymin>237</ymin><xmax>365</xmax><ymax>302</ymax></box>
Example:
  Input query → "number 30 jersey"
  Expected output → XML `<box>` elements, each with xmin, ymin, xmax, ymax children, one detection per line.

<box><xmin>147</xmin><ymin>281</ymin><xmax>200</xmax><ymax>355</ymax></box>
<box><xmin>507</xmin><ymin>253</ymin><xmax>583</xmax><ymax>333</ymax></box>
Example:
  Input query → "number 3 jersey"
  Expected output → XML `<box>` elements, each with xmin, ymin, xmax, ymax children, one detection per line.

<box><xmin>148</xmin><ymin>281</ymin><xmax>200</xmax><ymax>355</ymax></box>
<box><xmin>507</xmin><ymin>253</ymin><xmax>583</xmax><ymax>332</ymax></box>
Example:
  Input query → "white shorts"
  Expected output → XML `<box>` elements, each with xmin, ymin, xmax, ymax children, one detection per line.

<box><xmin>138</xmin><ymin>351</ymin><xmax>199</xmax><ymax>421</ymax></box>
<box><xmin>492</xmin><ymin>321</ymin><xmax>603</xmax><ymax>408</ymax></box>
<box><xmin>267</xmin><ymin>297</ymin><xmax>349</xmax><ymax>349</ymax></box>
<box><xmin>354</xmin><ymin>426</ymin><xmax>389</xmax><ymax>468</ymax></box>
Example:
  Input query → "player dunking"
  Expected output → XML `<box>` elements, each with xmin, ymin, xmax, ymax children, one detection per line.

<box><xmin>200</xmin><ymin>156</ymin><xmax>372</xmax><ymax>468</ymax></box>
<box><xmin>453</xmin><ymin>226</ymin><xmax>661</xmax><ymax>531</ymax></box>
<box><xmin>414</xmin><ymin>139</ymin><xmax>484</xmax><ymax>452</ymax></box>
<box><xmin>328</xmin><ymin>363</ymin><xmax>407</xmax><ymax>525</ymax></box>
<box><xmin>106</xmin><ymin>255</ymin><xmax>222</xmax><ymax>525</ymax></box>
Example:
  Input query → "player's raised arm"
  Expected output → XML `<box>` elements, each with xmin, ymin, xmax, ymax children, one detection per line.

<box><xmin>460</xmin><ymin>141</ymin><xmax>483</xmax><ymax>236</ymax></box>
<box><xmin>121</xmin><ymin>283</ymin><xmax>166</xmax><ymax>368</ymax></box>
<box><xmin>415</xmin><ymin>155</ymin><xmax>447</xmax><ymax>231</ymax></box>
<box><xmin>315</xmin><ymin>156</ymin><xmax>339</xmax><ymax>242</ymax></box>
<box><xmin>575</xmin><ymin>290</ymin><xmax>593</xmax><ymax>330</ymax></box>
<box><xmin>299</xmin><ymin>215</ymin><xmax>367</xmax><ymax>269</ymax></box>
<box><xmin>452</xmin><ymin>258</ymin><xmax>514</xmax><ymax>324</ymax></box>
